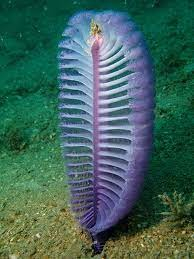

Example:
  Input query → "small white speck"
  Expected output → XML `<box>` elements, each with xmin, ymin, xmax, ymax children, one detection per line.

<box><xmin>35</xmin><ymin>233</ymin><xmax>41</xmax><ymax>239</ymax></box>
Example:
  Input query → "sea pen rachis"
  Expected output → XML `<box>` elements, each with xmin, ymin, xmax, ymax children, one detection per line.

<box><xmin>58</xmin><ymin>11</ymin><xmax>155</xmax><ymax>253</ymax></box>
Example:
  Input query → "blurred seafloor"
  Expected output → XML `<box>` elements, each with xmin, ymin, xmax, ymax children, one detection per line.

<box><xmin>0</xmin><ymin>0</ymin><xmax>194</xmax><ymax>258</ymax></box>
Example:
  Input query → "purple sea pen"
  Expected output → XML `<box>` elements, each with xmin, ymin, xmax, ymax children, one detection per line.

<box><xmin>58</xmin><ymin>11</ymin><xmax>155</xmax><ymax>253</ymax></box>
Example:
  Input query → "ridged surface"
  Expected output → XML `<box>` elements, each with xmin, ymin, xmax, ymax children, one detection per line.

<box><xmin>58</xmin><ymin>11</ymin><xmax>155</xmax><ymax>235</ymax></box>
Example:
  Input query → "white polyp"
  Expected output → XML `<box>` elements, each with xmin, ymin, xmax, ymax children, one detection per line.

<box><xmin>99</xmin><ymin>56</ymin><xmax>128</xmax><ymax>73</ymax></box>
<box><xmin>100</xmin><ymin>66</ymin><xmax>128</xmax><ymax>81</ymax></box>
<box><xmin>100</xmin><ymin>75</ymin><xmax>129</xmax><ymax>88</ymax></box>
<box><xmin>99</xmin><ymin>47</ymin><xmax>124</xmax><ymax>66</ymax></box>
<box><xmin>99</xmin><ymin>38</ymin><xmax>121</xmax><ymax>60</ymax></box>
<box><xmin>99</xmin><ymin>84</ymin><xmax>128</xmax><ymax>97</ymax></box>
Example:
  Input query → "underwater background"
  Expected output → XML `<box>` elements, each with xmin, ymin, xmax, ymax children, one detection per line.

<box><xmin>0</xmin><ymin>0</ymin><xmax>193</xmax><ymax>258</ymax></box>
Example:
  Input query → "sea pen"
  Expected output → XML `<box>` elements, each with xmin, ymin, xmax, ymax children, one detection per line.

<box><xmin>58</xmin><ymin>11</ymin><xmax>155</xmax><ymax>253</ymax></box>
